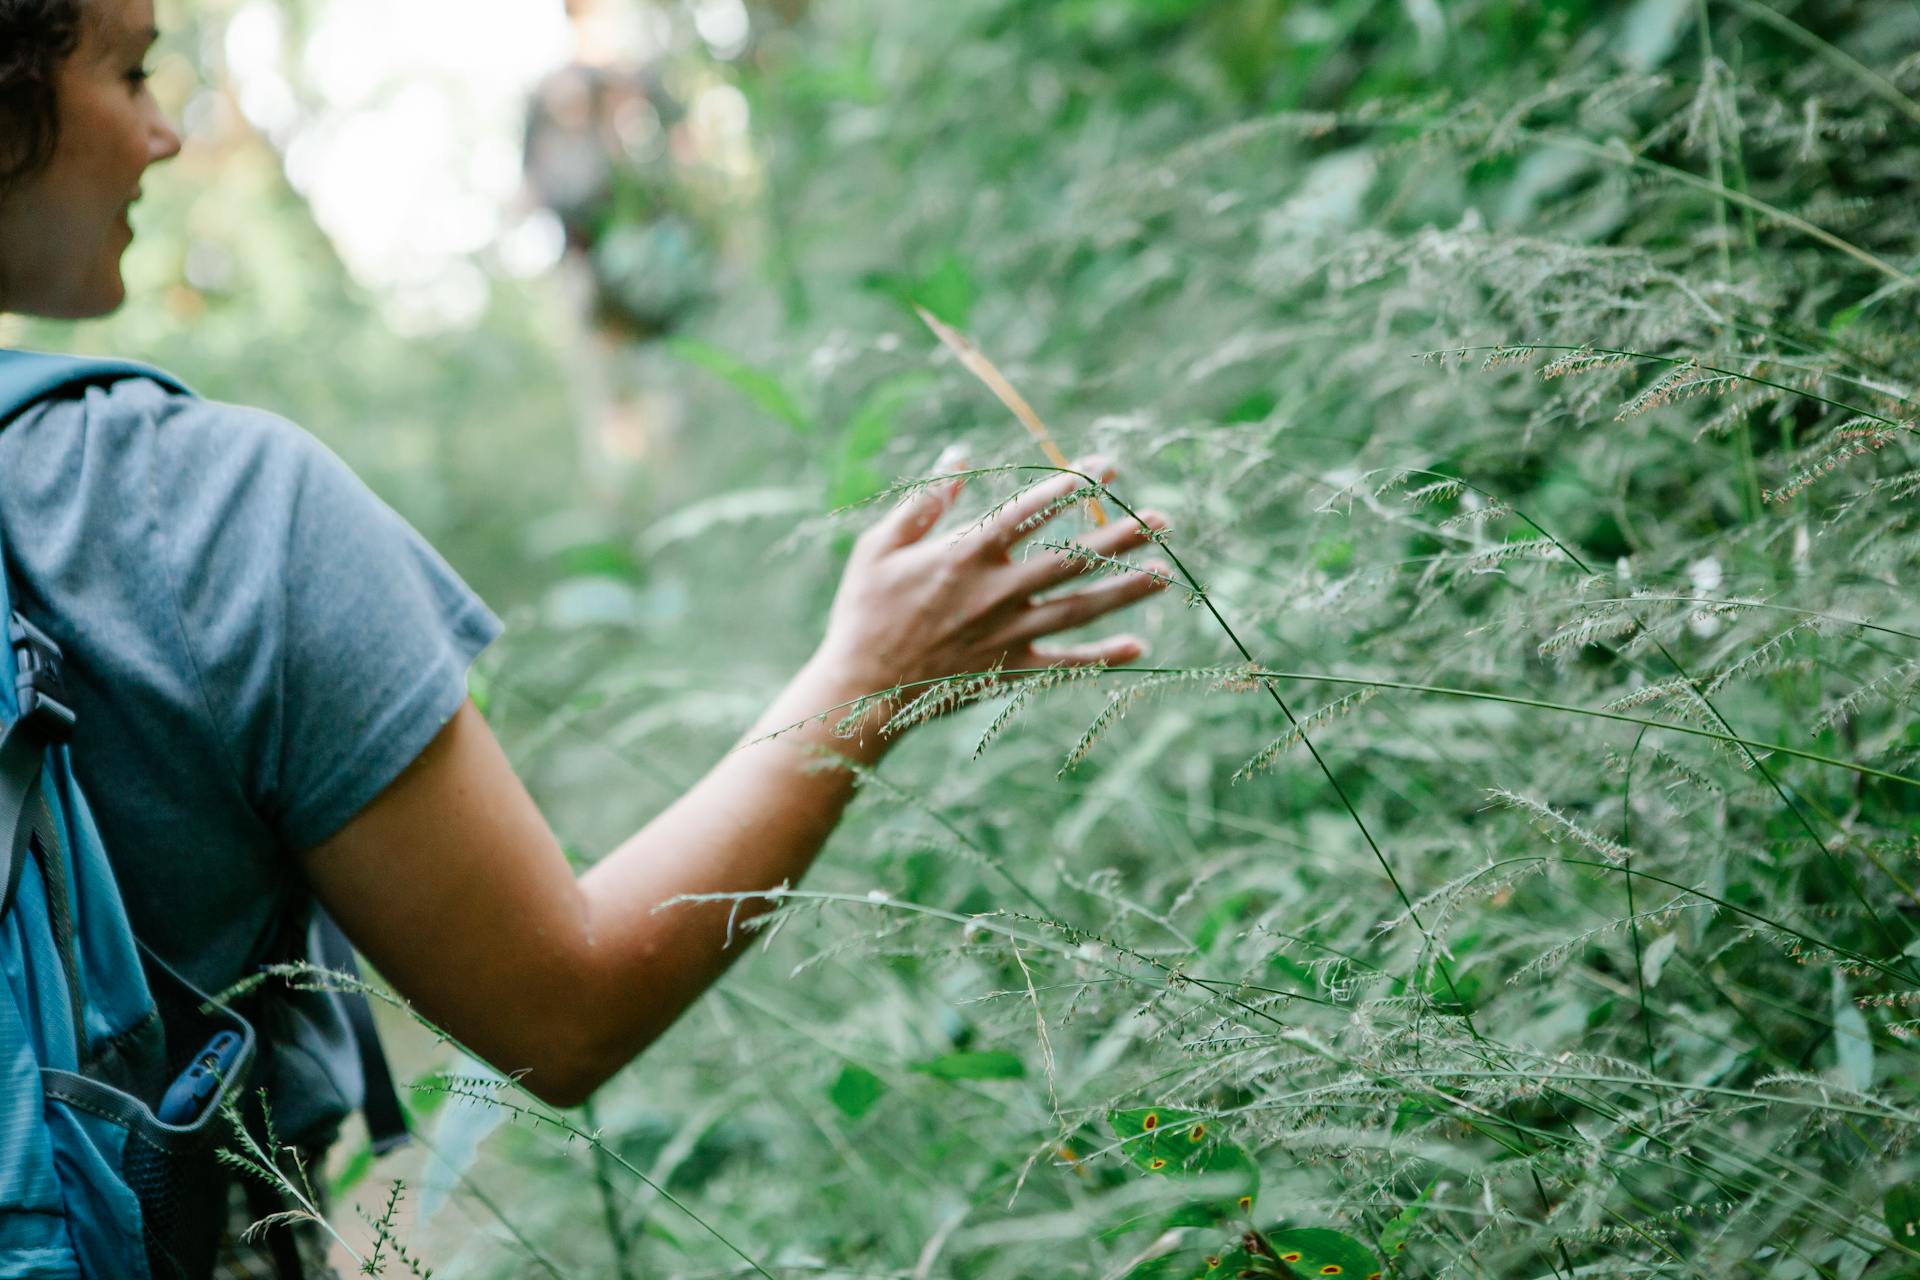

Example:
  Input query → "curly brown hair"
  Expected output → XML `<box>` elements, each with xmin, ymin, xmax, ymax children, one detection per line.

<box><xmin>0</xmin><ymin>0</ymin><xmax>84</xmax><ymax>195</ymax></box>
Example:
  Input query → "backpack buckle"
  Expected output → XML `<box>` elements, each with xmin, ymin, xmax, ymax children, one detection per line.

<box><xmin>10</xmin><ymin>613</ymin><xmax>74</xmax><ymax>742</ymax></box>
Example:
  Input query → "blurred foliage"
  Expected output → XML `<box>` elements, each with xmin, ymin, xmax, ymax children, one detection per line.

<box><xmin>1</xmin><ymin>0</ymin><xmax>580</xmax><ymax>610</ymax></box>
<box><xmin>23</xmin><ymin>0</ymin><xmax>1920</xmax><ymax>1275</ymax></box>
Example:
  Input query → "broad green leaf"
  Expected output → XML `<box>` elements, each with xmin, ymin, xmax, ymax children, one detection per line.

<box><xmin>864</xmin><ymin>255</ymin><xmax>977</xmax><ymax>327</ymax></box>
<box><xmin>827</xmin><ymin>1064</ymin><xmax>886</xmax><ymax>1119</ymax></box>
<box><xmin>668</xmin><ymin>337</ymin><xmax>812</xmax><ymax>434</ymax></box>
<box><xmin>912</xmin><ymin>256</ymin><xmax>978</xmax><ymax>329</ymax></box>
<box><xmin>1126</xmin><ymin>1237</ymin><xmax>1272</xmax><ymax>1280</ymax></box>
<box><xmin>1108</xmin><ymin>1108</ymin><xmax>1260</xmax><ymax>1215</ymax></box>
<box><xmin>911</xmin><ymin>1049</ymin><xmax>1026</xmax><ymax>1080</ymax></box>
<box><xmin>1259</xmin><ymin>1227</ymin><xmax>1382</xmax><ymax>1279</ymax></box>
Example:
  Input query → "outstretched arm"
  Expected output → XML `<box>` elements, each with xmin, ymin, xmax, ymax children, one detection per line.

<box><xmin>299</xmin><ymin>456</ymin><xmax>1169</xmax><ymax>1107</ymax></box>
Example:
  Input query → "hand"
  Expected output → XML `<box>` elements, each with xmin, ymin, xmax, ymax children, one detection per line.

<box><xmin>812</xmin><ymin>448</ymin><xmax>1173</xmax><ymax>721</ymax></box>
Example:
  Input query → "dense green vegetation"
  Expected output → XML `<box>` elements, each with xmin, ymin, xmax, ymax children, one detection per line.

<box><xmin>24</xmin><ymin>0</ymin><xmax>1920</xmax><ymax>1275</ymax></box>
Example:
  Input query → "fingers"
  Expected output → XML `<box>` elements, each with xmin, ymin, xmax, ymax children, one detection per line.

<box><xmin>1011</xmin><ymin>509</ymin><xmax>1170</xmax><ymax>595</ymax></box>
<box><xmin>1019</xmin><ymin>633</ymin><xmax>1149</xmax><ymax>670</ymax></box>
<box><xmin>995</xmin><ymin>559</ymin><xmax>1173</xmax><ymax>645</ymax></box>
<box><xmin>863</xmin><ymin>445</ymin><xmax>970</xmax><ymax>552</ymax></box>
<box><xmin>964</xmin><ymin>455</ymin><xmax>1116</xmax><ymax>557</ymax></box>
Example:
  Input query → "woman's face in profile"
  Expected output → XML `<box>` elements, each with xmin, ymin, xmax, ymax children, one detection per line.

<box><xmin>0</xmin><ymin>0</ymin><xmax>181</xmax><ymax>319</ymax></box>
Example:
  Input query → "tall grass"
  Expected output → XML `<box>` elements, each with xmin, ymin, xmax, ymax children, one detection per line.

<box><xmin>288</xmin><ymin>0</ymin><xmax>1920</xmax><ymax>1276</ymax></box>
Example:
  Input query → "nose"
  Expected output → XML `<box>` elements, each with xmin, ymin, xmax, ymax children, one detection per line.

<box><xmin>150</xmin><ymin>116</ymin><xmax>182</xmax><ymax>165</ymax></box>
<box><xmin>145</xmin><ymin>94</ymin><xmax>182</xmax><ymax>165</ymax></box>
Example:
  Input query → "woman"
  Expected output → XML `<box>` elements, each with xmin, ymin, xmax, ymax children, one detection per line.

<box><xmin>0</xmin><ymin>0</ymin><xmax>1172</xmax><ymax>1271</ymax></box>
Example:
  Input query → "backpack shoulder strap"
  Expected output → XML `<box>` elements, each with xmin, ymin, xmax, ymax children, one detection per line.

<box><xmin>0</xmin><ymin>351</ymin><xmax>175</xmax><ymax>923</ymax></box>
<box><xmin>0</xmin><ymin>350</ymin><xmax>191</xmax><ymax>428</ymax></box>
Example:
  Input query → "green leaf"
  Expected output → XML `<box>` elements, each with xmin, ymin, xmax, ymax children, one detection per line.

<box><xmin>328</xmin><ymin>1145</ymin><xmax>375</xmax><ymax>1198</ymax></box>
<box><xmin>467</xmin><ymin>666</ymin><xmax>493</xmax><ymax>718</ymax></box>
<box><xmin>826</xmin><ymin>372</ymin><xmax>935</xmax><ymax>510</ymax></box>
<box><xmin>1265</xmin><ymin>953</ymin><xmax>1316</xmax><ymax>986</ymax></box>
<box><xmin>557</xmin><ymin>539</ymin><xmax>644</xmax><ymax>581</ymax></box>
<box><xmin>1222</xmin><ymin>390</ymin><xmax>1278</xmax><ymax>423</ymax></box>
<box><xmin>1884</xmin><ymin>1182</ymin><xmax>1920</xmax><ymax>1244</ymax></box>
<box><xmin>1108</xmin><ymin>1108</ymin><xmax>1260</xmax><ymax>1215</ymax></box>
<box><xmin>1125</xmin><ymin>1235</ymin><xmax>1270</xmax><ymax>1280</ymax></box>
<box><xmin>1193</xmin><ymin>890</ymin><xmax>1257</xmax><ymax>953</ymax></box>
<box><xmin>1126</xmin><ymin>1224</ymin><xmax>1382</xmax><ymax>1280</ymax></box>
<box><xmin>839</xmin><ymin>374</ymin><xmax>932</xmax><ymax>463</ymax></box>
<box><xmin>1311</xmin><ymin>536</ymin><xmax>1355</xmax><ymax>575</ymax></box>
<box><xmin>864</xmin><ymin>255</ymin><xmax>977</xmax><ymax>328</ymax></box>
<box><xmin>1391</xmin><ymin>1098</ymin><xmax>1435</xmax><ymax>1134</ymax></box>
<box><xmin>911</xmin><ymin>1049</ymin><xmax>1026</xmax><ymax>1080</ymax></box>
<box><xmin>827</xmin><ymin>1064</ymin><xmax>887</xmax><ymax>1119</ymax></box>
<box><xmin>912</xmin><ymin>255</ymin><xmax>978</xmax><ymax>328</ymax></box>
<box><xmin>668</xmin><ymin>337</ymin><xmax>813</xmax><ymax>434</ymax></box>
<box><xmin>1259</xmin><ymin>1227</ymin><xmax>1382</xmax><ymax>1278</ymax></box>
<box><xmin>828</xmin><ymin>460</ymin><xmax>886</xmax><ymax>509</ymax></box>
<box><xmin>1378</xmin><ymin>1178</ymin><xmax>1435</xmax><ymax>1257</ymax></box>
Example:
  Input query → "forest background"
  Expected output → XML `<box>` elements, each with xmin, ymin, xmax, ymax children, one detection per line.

<box><xmin>10</xmin><ymin>0</ymin><xmax>1920</xmax><ymax>1276</ymax></box>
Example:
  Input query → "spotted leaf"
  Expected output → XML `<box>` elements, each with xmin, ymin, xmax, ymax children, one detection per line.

<box><xmin>1108</xmin><ymin>1107</ymin><xmax>1260</xmax><ymax>1215</ymax></box>
<box><xmin>1258</xmin><ymin>1227</ymin><xmax>1382</xmax><ymax>1279</ymax></box>
<box><xmin>1124</xmin><ymin>1231</ymin><xmax>1287</xmax><ymax>1280</ymax></box>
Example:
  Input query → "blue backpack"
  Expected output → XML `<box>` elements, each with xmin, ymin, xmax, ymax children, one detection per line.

<box><xmin>0</xmin><ymin>352</ymin><xmax>410</xmax><ymax>1280</ymax></box>
<box><xmin>0</xmin><ymin>351</ymin><xmax>258</xmax><ymax>1280</ymax></box>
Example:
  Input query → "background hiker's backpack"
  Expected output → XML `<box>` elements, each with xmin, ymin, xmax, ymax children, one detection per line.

<box><xmin>0</xmin><ymin>352</ymin><xmax>405</xmax><ymax>1280</ymax></box>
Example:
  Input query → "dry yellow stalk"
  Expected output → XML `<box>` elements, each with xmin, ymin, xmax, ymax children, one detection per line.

<box><xmin>914</xmin><ymin>304</ymin><xmax>1109</xmax><ymax>526</ymax></box>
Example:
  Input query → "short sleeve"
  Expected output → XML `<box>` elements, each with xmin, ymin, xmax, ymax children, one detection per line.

<box><xmin>142</xmin><ymin>391</ymin><xmax>503</xmax><ymax>851</ymax></box>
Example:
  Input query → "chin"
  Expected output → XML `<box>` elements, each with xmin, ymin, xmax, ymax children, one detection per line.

<box><xmin>37</xmin><ymin>277</ymin><xmax>127</xmax><ymax>321</ymax></box>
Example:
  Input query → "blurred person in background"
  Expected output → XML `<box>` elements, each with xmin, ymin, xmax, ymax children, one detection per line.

<box><xmin>0</xmin><ymin>0</ymin><xmax>1174</xmax><ymax>1274</ymax></box>
<box><xmin>523</xmin><ymin>0</ymin><xmax>708</xmax><ymax>487</ymax></box>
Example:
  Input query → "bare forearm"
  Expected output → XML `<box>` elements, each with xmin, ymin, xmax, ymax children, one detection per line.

<box><xmin>564</xmin><ymin>651</ymin><xmax>891</xmax><ymax>1088</ymax></box>
<box><xmin>308</xmin><ymin>453</ymin><xmax>1163</xmax><ymax>1110</ymax></box>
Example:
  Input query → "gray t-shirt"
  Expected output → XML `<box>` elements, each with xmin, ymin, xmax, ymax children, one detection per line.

<box><xmin>0</xmin><ymin>376</ymin><xmax>501</xmax><ymax>1143</ymax></box>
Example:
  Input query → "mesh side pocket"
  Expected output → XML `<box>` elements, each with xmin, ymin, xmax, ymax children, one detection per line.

<box><xmin>135</xmin><ymin>953</ymin><xmax>258</xmax><ymax>1280</ymax></box>
<box><xmin>41</xmin><ymin>952</ymin><xmax>257</xmax><ymax>1280</ymax></box>
<box><xmin>121</xmin><ymin>1124</ymin><xmax>228</xmax><ymax>1280</ymax></box>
